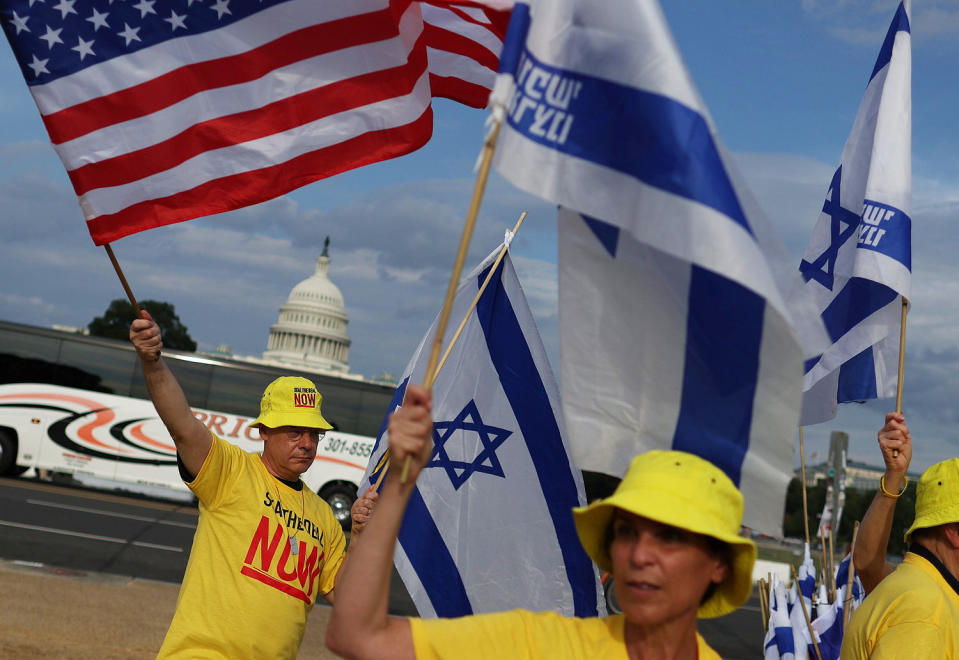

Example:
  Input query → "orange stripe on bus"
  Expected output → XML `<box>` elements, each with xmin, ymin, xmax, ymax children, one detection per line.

<box><xmin>0</xmin><ymin>391</ymin><xmax>124</xmax><ymax>452</ymax></box>
<box><xmin>130</xmin><ymin>421</ymin><xmax>176</xmax><ymax>453</ymax></box>
<box><xmin>313</xmin><ymin>455</ymin><xmax>365</xmax><ymax>471</ymax></box>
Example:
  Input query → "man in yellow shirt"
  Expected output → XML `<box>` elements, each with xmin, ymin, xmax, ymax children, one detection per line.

<box><xmin>841</xmin><ymin>454</ymin><xmax>959</xmax><ymax>658</ymax></box>
<box><xmin>130</xmin><ymin>309</ymin><xmax>369</xmax><ymax>658</ymax></box>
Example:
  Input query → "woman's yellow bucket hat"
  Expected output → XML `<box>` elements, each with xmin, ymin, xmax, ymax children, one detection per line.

<box><xmin>573</xmin><ymin>450</ymin><xmax>756</xmax><ymax>618</ymax></box>
<box><xmin>904</xmin><ymin>458</ymin><xmax>959</xmax><ymax>542</ymax></box>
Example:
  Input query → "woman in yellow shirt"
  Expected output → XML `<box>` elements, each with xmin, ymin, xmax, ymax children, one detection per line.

<box><xmin>327</xmin><ymin>385</ymin><xmax>756</xmax><ymax>660</ymax></box>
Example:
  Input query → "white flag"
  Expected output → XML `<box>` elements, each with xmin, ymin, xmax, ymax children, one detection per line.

<box><xmin>490</xmin><ymin>0</ymin><xmax>826</xmax><ymax>533</ymax></box>
<box><xmin>798</xmin><ymin>1</ymin><xmax>912</xmax><ymax>425</ymax></box>
<box><xmin>361</xmin><ymin>244</ymin><xmax>603</xmax><ymax>617</ymax></box>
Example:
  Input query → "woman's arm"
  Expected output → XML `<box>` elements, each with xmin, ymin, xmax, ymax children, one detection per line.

<box><xmin>326</xmin><ymin>385</ymin><xmax>434</xmax><ymax>660</ymax></box>
<box><xmin>853</xmin><ymin>412</ymin><xmax>912</xmax><ymax>594</ymax></box>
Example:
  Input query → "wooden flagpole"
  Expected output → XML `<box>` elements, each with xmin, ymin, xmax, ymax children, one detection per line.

<box><xmin>828</xmin><ymin>526</ymin><xmax>836</xmax><ymax>603</ymax></box>
<box><xmin>432</xmin><ymin>211</ymin><xmax>527</xmax><ymax>381</ymax></box>
<box><xmin>372</xmin><ymin>208</ymin><xmax>525</xmax><ymax>491</ymax></box>
<box><xmin>843</xmin><ymin>521</ymin><xmax>860</xmax><ymax>630</ymax></box>
<box><xmin>799</xmin><ymin>427</ymin><xmax>811</xmax><ymax>548</ymax></box>
<box><xmin>104</xmin><ymin>244</ymin><xmax>141</xmax><ymax>315</ymax></box>
<box><xmin>397</xmin><ymin>121</ymin><xmax>503</xmax><ymax>483</ymax></box>
<box><xmin>793</xmin><ymin>565</ymin><xmax>823</xmax><ymax>660</ymax></box>
<box><xmin>893</xmin><ymin>297</ymin><xmax>908</xmax><ymax>457</ymax></box>
<box><xmin>103</xmin><ymin>243</ymin><xmax>162</xmax><ymax>361</ymax></box>
<box><xmin>758</xmin><ymin>578</ymin><xmax>769</xmax><ymax>635</ymax></box>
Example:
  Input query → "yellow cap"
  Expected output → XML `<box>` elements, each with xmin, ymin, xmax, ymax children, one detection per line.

<box><xmin>572</xmin><ymin>450</ymin><xmax>756</xmax><ymax>619</ymax></box>
<box><xmin>904</xmin><ymin>458</ymin><xmax>959</xmax><ymax>542</ymax></box>
<box><xmin>250</xmin><ymin>376</ymin><xmax>332</xmax><ymax>430</ymax></box>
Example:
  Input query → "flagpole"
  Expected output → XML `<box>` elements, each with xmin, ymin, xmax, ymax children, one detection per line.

<box><xmin>843</xmin><ymin>520</ymin><xmax>860</xmax><ymax>631</ymax></box>
<box><xmin>799</xmin><ymin>427</ymin><xmax>811</xmax><ymax>547</ymax></box>
<box><xmin>373</xmin><ymin>208</ymin><xmax>524</xmax><ymax>492</ymax></box>
<box><xmin>793</xmin><ymin>565</ymin><xmax>823</xmax><ymax>660</ymax></box>
<box><xmin>104</xmin><ymin>244</ymin><xmax>141</xmax><ymax>315</ymax></box>
<box><xmin>432</xmin><ymin>211</ymin><xmax>527</xmax><ymax>380</ymax></box>
<box><xmin>893</xmin><ymin>297</ymin><xmax>908</xmax><ymax>457</ymax></box>
<box><xmin>758</xmin><ymin>578</ymin><xmax>769</xmax><ymax>635</ymax></box>
<box><xmin>818</xmin><ymin>525</ymin><xmax>828</xmax><ymax>596</ymax></box>
<box><xmin>828</xmin><ymin>524</ymin><xmax>839</xmax><ymax>603</ymax></box>
<box><xmin>399</xmin><ymin>120</ymin><xmax>503</xmax><ymax>483</ymax></box>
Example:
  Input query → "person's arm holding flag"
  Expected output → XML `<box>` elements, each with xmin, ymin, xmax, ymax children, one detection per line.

<box><xmin>327</xmin><ymin>384</ymin><xmax>434</xmax><ymax>660</ymax></box>
<box><xmin>853</xmin><ymin>412</ymin><xmax>913</xmax><ymax>594</ymax></box>
<box><xmin>129</xmin><ymin>309</ymin><xmax>212</xmax><ymax>477</ymax></box>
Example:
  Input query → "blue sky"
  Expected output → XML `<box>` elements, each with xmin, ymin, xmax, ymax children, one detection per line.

<box><xmin>2</xmin><ymin>1</ymin><xmax>958</xmax><ymax>475</ymax></box>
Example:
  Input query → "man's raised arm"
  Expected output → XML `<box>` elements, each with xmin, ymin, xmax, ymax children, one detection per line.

<box><xmin>853</xmin><ymin>411</ymin><xmax>912</xmax><ymax>594</ymax></box>
<box><xmin>129</xmin><ymin>309</ymin><xmax>212</xmax><ymax>477</ymax></box>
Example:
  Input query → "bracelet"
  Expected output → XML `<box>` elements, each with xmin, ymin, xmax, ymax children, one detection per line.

<box><xmin>879</xmin><ymin>475</ymin><xmax>908</xmax><ymax>499</ymax></box>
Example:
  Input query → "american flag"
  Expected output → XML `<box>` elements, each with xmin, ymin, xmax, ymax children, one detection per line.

<box><xmin>0</xmin><ymin>0</ymin><xmax>510</xmax><ymax>245</ymax></box>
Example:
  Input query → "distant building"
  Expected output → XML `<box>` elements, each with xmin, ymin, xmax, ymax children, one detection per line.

<box><xmin>51</xmin><ymin>324</ymin><xmax>89</xmax><ymax>335</ymax></box>
<box><xmin>798</xmin><ymin>456</ymin><xmax>921</xmax><ymax>490</ymax></box>
<box><xmin>261</xmin><ymin>238</ymin><xmax>352</xmax><ymax>374</ymax></box>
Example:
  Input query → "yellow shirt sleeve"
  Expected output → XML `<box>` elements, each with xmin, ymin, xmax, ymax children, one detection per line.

<box><xmin>315</xmin><ymin>500</ymin><xmax>346</xmax><ymax>596</ymax></box>
<box><xmin>187</xmin><ymin>432</ymin><xmax>244</xmax><ymax>509</ymax></box>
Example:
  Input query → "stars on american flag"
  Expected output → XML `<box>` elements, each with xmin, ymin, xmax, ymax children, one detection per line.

<box><xmin>116</xmin><ymin>21</ymin><xmax>139</xmax><ymax>46</ymax></box>
<box><xmin>164</xmin><ymin>11</ymin><xmax>187</xmax><ymax>31</ymax></box>
<box><xmin>9</xmin><ymin>11</ymin><xmax>29</xmax><ymax>34</ymax></box>
<box><xmin>3</xmin><ymin>0</ymin><xmax>246</xmax><ymax>82</ymax></box>
<box><xmin>86</xmin><ymin>8</ymin><xmax>109</xmax><ymax>31</ymax></box>
<box><xmin>71</xmin><ymin>33</ymin><xmax>94</xmax><ymax>59</ymax></box>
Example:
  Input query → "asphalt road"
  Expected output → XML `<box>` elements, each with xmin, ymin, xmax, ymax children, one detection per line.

<box><xmin>0</xmin><ymin>476</ymin><xmax>763</xmax><ymax>658</ymax></box>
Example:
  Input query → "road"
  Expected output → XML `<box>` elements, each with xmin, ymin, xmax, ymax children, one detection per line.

<box><xmin>0</xmin><ymin>476</ymin><xmax>763</xmax><ymax>658</ymax></box>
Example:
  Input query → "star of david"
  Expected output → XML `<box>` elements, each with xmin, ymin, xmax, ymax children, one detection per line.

<box><xmin>427</xmin><ymin>400</ymin><xmax>513</xmax><ymax>490</ymax></box>
<box><xmin>799</xmin><ymin>166</ymin><xmax>861</xmax><ymax>291</ymax></box>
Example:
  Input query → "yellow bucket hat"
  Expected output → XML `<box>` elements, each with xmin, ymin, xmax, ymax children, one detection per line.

<box><xmin>250</xmin><ymin>376</ymin><xmax>332</xmax><ymax>430</ymax></box>
<box><xmin>573</xmin><ymin>450</ymin><xmax>756</xmax><ymax>619</ymax></box>
<box><xmin>904</xmin><ymin>458</ymin><xmax>959</xmax><ymax>542</ymax></box>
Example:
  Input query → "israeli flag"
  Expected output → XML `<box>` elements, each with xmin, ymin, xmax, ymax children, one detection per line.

<box><xmin>764</xmin><ymin>575</ymin><xmax>797</xmax><ymax>660</ymax></box>
<box><xmin>811</xmin><ymin>598</ymin><xmax>841</xmax><ymax>660</ymax></box>
<box><xmin>361</xmin><ymin>243</ymin><xmax>603</xmax><ymax>618</ymax></box>
<box><xmin>810</xmin><ymin>555</ymin><xmax>865</xmax><ymax>660</ymax></box>
<box><xmin>797</xmin><ymin>543</ymin><xmax>816</xmax><ymax>612</ymax></box>
<box><xmin>787</xmin><ymin>582</ymin><xmax>812</xmax><ymax>660</ymax></box>
<box><xmin>798</xmin><ymin>1</ymin><xmax>912</xmax><ymax>425</ymax></box>
<box><xmin>490</xmin><ymin>0</ymin><xmax>827</xmax><ymax>533</ymax></box>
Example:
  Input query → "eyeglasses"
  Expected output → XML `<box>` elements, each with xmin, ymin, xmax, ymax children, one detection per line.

<box><xmin>282</xmin><ymin>428</ymin><xmax>325</xmax><ymax>442</ymax></box>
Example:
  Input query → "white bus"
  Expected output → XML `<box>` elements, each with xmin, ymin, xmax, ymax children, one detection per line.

<box><xmin>0</xmin><ymin>319</ymin><xmax>395</xmax><ymax>528</ymax></box>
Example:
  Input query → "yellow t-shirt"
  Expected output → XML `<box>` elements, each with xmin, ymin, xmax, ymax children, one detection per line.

<box><xmin>157</xmin><ymin>434</ymin><xmax>346</xmax><ymax>659</ymax></box>
<box><xmin>410</xmin><ymin>611</ymin><xmax>720</xmax><ymax>659</ymax></box>
<box><xmin>840</xmin><ymin>550</ymin><xmax>959</xmax><ymax>659</ymax></box>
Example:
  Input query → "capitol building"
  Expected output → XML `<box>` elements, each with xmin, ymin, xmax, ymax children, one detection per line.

<box><xmin>261</xmin><ymin>238</ymin><xmax>352</xmax><ymax>374</ymax></box>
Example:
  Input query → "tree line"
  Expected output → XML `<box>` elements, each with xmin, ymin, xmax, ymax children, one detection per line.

<box><xmin>782</xmin><ymin>477</ymin><xmax>916</xmax><ymax>556</ymax></box>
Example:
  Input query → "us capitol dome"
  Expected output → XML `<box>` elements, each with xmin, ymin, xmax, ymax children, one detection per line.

<box><xmin>261</xmin><ymin>237</ymin><xmax>351</xmax><ymax>374</ymax></box>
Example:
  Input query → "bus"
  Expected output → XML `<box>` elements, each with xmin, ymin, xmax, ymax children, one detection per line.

<box><xmin>0</xmin><ymin>319</ymin><xmax>396</xmax><ymax>528</ymax></box>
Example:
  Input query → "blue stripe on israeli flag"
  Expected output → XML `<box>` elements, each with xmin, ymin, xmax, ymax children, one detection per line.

<box><xmin>837</xmin><ymin>346</ymin><xmax>879</xmax><ymax>402</ymax></box>
<box><xmin>496</xmin><ymin>0</ymin><xmax>530</xmax><ymax>77</ymax></box>
<box><xmin>503</xmin><ymin>46</ymin><xmax>751</xmax><ymax>236</ymax></box>
<box><xmin>558</xmin><ymin>209</ymin><xmax>802</xmax><ymax>534</ymax></box>
<box><xmin>818</xmin><ymin>279</ymin><xmax>899</xmax><ymax>344</ymax></box>
<box><xmin>869</xmin><ymin>2</ymin><xmax>910</xmax><ymax>82</ymax></box>
<box><xmin>673</xmin><ymin>266</ymin><xmax>764</xmax><ymax>487</ymax></box>
<box><xmin>398</xmin><ymin>490</ymin><xmax>473</xmax><ymax>616</ymax></box>
<box><xmin>857</xmin><ymin>200</ymin><xmax>911</xmax><ymax>268</ymax></box>
<box><xmin>476</xmin><ymin>263</ymin><xmax>598</xmax><ymax>617</ymax></box>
